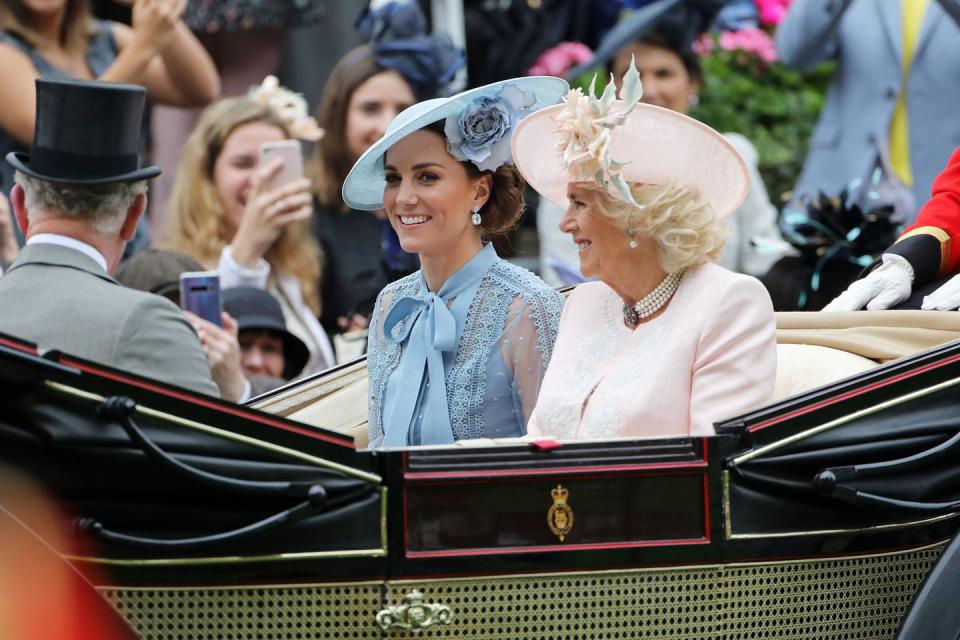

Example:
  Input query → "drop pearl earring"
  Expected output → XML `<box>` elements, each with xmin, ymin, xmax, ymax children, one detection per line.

<box><xmin>471</xmin><ymin>207</ymin><xmax>482</xmax><ymax>225</ymax></box>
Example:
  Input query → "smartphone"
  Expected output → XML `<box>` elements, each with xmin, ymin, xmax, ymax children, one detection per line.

<box><xmin>259</xmin><ymin>140</ymin><xmax>304</xmax><ymax>192</ymax></box>
<box><xmin>179</xmin><ymin>271</ymin><xmax>222</xmax><ymax>327</ymax></box>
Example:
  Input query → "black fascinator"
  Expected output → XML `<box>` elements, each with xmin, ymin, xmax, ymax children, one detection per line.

<box><xmin>763</xmin><ymin>178</ymin><xmax>901</xmax><ymax>310</ymax></box>
<box><xmin>566</xmin><ymin>0</ymin><xmax>729</xmax><ymax>79</ymax></box>
<box><xmin>357</xmin><ymin>1</ymin><xmax>465</xmax><ymax>99</ymax></box>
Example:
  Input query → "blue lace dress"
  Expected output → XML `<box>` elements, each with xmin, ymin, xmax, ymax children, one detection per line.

<box><xmin>367</xmin><ymin>243</ymin><xmax>563</xmax><ymax>447</ymax></box>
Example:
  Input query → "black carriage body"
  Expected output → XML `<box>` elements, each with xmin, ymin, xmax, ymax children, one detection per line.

<box><xmin>1</xmin><ymin>331</ymin><xmax>958</xmax><ymax>639</ymax></box>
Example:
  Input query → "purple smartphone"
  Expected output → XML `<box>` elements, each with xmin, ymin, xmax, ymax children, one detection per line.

<box><xmin>179</xmin><ymin>271</ymin><xmax>222</xmax><ymax>327</ymax></box>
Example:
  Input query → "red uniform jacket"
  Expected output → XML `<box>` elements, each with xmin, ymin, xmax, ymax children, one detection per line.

<box><xmin>888</xmin><ymin>145</ymin><xmax>960</xmax><ymax>286</ymax></box>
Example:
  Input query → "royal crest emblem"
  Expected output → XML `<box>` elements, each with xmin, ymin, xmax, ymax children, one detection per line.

<box><xmin>547</xmin><ymin>484</ymin><xmax>574</xmax><ymax>542</ymax></box>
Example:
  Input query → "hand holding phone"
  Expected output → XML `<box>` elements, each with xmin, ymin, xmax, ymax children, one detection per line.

<box><xmin>259</xmin><ymin>140</ymin><xmax>304</xmax><ymax>193</ymax></box>
<box><xmin>179</xmin><ymin>271</ymin><xmax>222</xmax><ymax>327</ymax></box>
<box><xmin>230</xmin><ymin>142</ymin><xmax>313</xmax><ymax>268</ymax></box>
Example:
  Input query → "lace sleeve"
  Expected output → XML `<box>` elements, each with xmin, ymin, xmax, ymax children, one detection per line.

<box><xmin>365</xmin><ymin>286</ymin><xmax>394</xmax><ymax>448</ymax></box>
<box><xmin>500</xmin><ymin>289</ymin><xmax>563</xmax><ymax>428</ymax></box>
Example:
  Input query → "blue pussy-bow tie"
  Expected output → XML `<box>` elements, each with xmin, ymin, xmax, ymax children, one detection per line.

<box><xmin>380</xmin><ymin>245</ymin><xmax>497</xmax><ymax>446</ymax></box>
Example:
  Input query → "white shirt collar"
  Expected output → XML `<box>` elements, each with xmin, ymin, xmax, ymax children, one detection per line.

<box><xmin>27</xmin><ymin>233</ymin><xmax>109</xmax><ymax>272</ymax></box>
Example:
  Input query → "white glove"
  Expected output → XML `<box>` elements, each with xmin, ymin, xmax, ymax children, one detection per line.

<box><xmin>822</xmin><ymin>253</ymin><xmax>914</xmax><ymax>312</ymax></box>
<box><xmin>921</xmin><ymin>274</ymin><xmax>960</xmax><ymax>310</ymax></box>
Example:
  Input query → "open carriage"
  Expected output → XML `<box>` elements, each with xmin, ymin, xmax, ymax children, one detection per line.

<box><xmin>3</xmin><ymin>311</ymin><xmax>960</xmax><ymax>640</ymax></box>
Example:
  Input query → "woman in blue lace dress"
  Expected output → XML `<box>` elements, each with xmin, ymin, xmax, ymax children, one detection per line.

<box><xmin>342</xmin><ymin>77</ymin><xmax>568</xmax><ymax>448</ymax></box>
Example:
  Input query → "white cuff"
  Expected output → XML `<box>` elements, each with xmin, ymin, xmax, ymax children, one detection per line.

<box><xmin>219</xmin><ymin>245</ymin><xmax>270</xmax><ymax>289</ymax></box>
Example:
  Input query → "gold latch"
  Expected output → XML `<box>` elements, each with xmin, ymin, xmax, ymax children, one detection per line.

<box><xmin>376</xmin><ymin>590</ymin><xmax>453</xmax><ymax>633</ymax></box>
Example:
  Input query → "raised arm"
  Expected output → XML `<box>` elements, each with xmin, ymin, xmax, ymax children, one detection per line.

<box><xmin>774</xmin><ymin>0</ymin><xmax>855</xmax><ymax>71</ymax></box>
<box><xmin>0</xmin><ymin>0</ymin><xmax>218</xmax><ymax>146</ymax></box>
<box><xmin>108</xmin><ymin>0</ymin><xmax>219</xmax><ymax>107</ymax></box>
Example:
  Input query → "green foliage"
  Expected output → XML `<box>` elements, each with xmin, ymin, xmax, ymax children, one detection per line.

<box><xmin>691</xmin><ymin>47</ymin><xmax>834</xmax><ymax>206</ymax></box>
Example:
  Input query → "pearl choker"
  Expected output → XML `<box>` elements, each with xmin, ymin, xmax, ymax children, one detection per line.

<box><xmin>623</xmin><ymin>271</ymin><xmax>684</xmax><ymax>326</ymax></box>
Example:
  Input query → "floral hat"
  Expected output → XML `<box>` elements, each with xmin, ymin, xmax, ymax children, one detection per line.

<box><xmin>341</xmin><ymin>76</ymin><xmax>569</xmax><ymax>211</ymax></box>
<box><xmin>249</xmin><ymin>76</ymin><xmax>324</xmax><ymax>142</ymax></box>
<box><xmin>511</xmin><ymin>61</ymin><xmax>749</xmax><ymax>218</ymax></box>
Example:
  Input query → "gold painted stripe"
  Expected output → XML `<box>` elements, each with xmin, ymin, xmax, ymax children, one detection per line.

<box><xmin>66</xmin><ymin>547</ymin><xmax>387</xmax><ymax>567</ymax></box>
<box><xmin>65</xmin><ymin>488</ymin><xmax>389</xmax><ymax>567</ymax></box>
<box><xmin>731</xmin><ymin>373</ymin><xmax>960</xmax><ymax>466</ymax></box>
<box><xmin>898</xmin><ymin>225</ymin><xmax>952</xmax><ymax>276</ymax></box>
<box><xmin>97</xmin><ymin>578</ymin><xmax>386</xmax><ymax>592</ymax></box>
<box><xmin>723</xmin><ymin>470</ymin><xmax>959</xmax><ymax>539</ymax></box>
<box><xmin>45</xmin><ymin>381</ymin><xmax>381</xmax><ymax>484</ymax></box>
<box><xmin>94</xmin><ymin>539</ymin><xmax>947</xmax><ymax>592</ymax></box>
<box><xmin>385</xmin><ymin>539</ymin><xmax>948</xmax><ymax>584</ymax></box>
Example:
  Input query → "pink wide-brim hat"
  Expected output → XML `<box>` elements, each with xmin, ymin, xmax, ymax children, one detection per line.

<box><xmin>511</xmin><ymin>101</ymin><xmax>750</xmax><ymax>218</ymax></box>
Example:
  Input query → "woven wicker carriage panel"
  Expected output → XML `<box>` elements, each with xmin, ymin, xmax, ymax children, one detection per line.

<box><xmin>101</xmin><ymin>544</ymin><xmax>942</xmax><ymax>640</ymax></box>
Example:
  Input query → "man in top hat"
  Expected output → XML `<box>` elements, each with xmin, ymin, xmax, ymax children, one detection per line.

<box><xmin>0</xmin><ymin>78</ymin><xmax>218</xmax><ymax>397</ymax></box>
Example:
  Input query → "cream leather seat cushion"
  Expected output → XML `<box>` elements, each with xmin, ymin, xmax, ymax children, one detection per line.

<box><xmin>773</xmin><ymin>343</ymin><xmax>878</xmax><ymax>401</ymax></box>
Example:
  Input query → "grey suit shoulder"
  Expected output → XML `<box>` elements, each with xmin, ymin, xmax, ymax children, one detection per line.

<box><xmin>0</xmin><ymin>243</ymin><xmax>218</xmax><ymax>397</ymax></box>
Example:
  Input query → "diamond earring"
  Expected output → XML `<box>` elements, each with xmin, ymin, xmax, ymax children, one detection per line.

<box><xmin>471</xmin><ymin>206</ymin><xmax>482</xmax><ymax>225</ymax></box>
<box><xmin>627</xmin><ymin>228</ymin><xmax>638</xmax><ymax>249</ymax></box>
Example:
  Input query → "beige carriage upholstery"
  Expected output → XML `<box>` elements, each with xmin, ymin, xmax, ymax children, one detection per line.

<box><xmin>252</xmin><ymin>311</ymin><xmax>960</xmax><ymax>449</ymax></box>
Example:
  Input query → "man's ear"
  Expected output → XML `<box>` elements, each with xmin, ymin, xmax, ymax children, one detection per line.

<box><xmin>473</xmin><ymin>173</ymin><xmax>493</xmax><ymax>210</ymax></box>
<box><xmin>10</xmin><ymin>184</ymin><xmax>29</xmax><ymax>234</ymax></box>
<box><xmin>119</xmin><ymin>193</ymin><xmax>147</xmax><ymax>242</ymax></box>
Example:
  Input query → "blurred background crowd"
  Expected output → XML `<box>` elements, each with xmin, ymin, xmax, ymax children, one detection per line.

<box><xmin>0</xmin><ymin>0</ymin><xmax>958</xmax><ymax>398</ymax></box>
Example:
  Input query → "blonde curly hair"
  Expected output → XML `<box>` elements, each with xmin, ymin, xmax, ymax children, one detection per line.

<box><xmin>161</xmin><ymin>96</ymin><xmax>322</xmax><ymax>315</ymax></box>
<box><xmin>582</xmin><ymin>181</ymin><xmax>729</xmax><ymax>273</ymax></box>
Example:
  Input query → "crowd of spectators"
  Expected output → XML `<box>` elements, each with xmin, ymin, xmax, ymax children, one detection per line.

<box><xmin>0</xmin><ymin>0</ymin><xmax>959</xmax><ymax>410</ymax></box>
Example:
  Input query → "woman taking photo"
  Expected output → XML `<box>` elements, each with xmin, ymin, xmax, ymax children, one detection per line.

<box><xmin>309</xmin><ymin>0</ymin><xmax>463</xmax><ymax>336</ymax></box>
<box><xmin>516</xmin><ymin>61</ymin><xmax>776</xmax><ymax>439</ymax></box>
<box><xmin>162</xmin><ymin>78</ymin><xmax>334</xmax><ymax>376</ymax></box>
<box><xmin>0</xmin><ymin>0</ymin><xmax>218</xmax><ymax>197</ymax></box>
<box><xmin>342</xmin><ymin>76</ymin><xmax>567</xmax><ymax>448</ymax></box>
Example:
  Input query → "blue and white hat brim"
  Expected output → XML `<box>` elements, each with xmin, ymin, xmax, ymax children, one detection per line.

<box><xmin>341</xmin><ymin>76</ymin><xmax>569</xmax><ymax>211</ymax></box>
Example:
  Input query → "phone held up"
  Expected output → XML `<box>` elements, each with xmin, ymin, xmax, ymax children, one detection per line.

<box><xmin>179</xmin><ymin>271</ymin><xmax>222</xmax><ymax>327</ymax></box>
<box><xmin>259</xmin><ymin>140</ymin><xmax>304</xmax><ymax>192</ymax></box>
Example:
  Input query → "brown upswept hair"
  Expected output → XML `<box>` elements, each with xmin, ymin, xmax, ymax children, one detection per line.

<box><xmin>307</xmin><ymin>44</ymin><xmax>386</xmax><ymax>209</ymax></box>
<box><xmin>421</xmin><ymin>121</ymin><xmax>526</xmax><ymax>240</ymax></box>
<box><xmin>0</xmin><ymin>0</ymin><xmax>96</xmax><ymax>55</ymax></box>
<box><xmin>161</xmin><ymin>96</ymin><xmax>322</xmax><ymax>315</ymax></box>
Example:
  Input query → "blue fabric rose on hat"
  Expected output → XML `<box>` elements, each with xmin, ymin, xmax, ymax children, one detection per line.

<box><xmin>445</xmin><ymin>84</ymin><xmax>537</xmax><ymax>173</ymax></box>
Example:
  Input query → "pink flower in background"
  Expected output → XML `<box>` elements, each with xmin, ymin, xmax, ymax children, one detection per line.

<box><xmin>755</xmin><ymin>0</ymin><xmax>791</xmax><ymax>26</ymax></box>
<box><xmin>528</xmin><ymin>42</ymin><xmax>593</xmax><ymax>77</ymax></box>
<box><xmin>718</xmin><ymin>28</ymin><xmax>779</xmax><ymax>63</ymax></box>
<box><xmin>691</xmin><ymin>32</ymin><xmax>714</xmax><ymax>56</ymax></box>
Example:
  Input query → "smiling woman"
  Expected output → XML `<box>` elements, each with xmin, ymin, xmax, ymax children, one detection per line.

<box><xmin>161</xmin><ymin>82</ymin><xmax>335</xmax><ymax>378</ymax></box>
<box><xmin>514</xmin><ymin>61</ymin><xmax>777</xmax><ymax>439</ymax></box>
<box><xmin>342</xmin><ymin>76</ymin><xmax>568</xmax><ymax>448</ymax></box>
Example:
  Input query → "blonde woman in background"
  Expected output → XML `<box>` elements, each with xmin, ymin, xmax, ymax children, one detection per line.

<box><xmin>162</xmin><ymin>79</ymin><xmax>334</xmax><ymax>376</ymax></box>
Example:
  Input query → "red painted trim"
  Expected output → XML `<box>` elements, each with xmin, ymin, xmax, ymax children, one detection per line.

<box><xmin>0</xmin><ymin>336</ymin><xmax>34</xmax><ymax>354</ymax></box>
<box><xmin>0</xmin><ymin>335</ymin><xmax>355</xmax><ymax>448</ymax></box>
<box><xmin>404</xmin><ymin>460</ymin><xmax>707</xmax><ymax>481</ymax></box>
<box><xmin>701</xmin><ymin>472</ymin><xmax>711</xmax><ymax>542</ymax></box>
<box><xmin>405</xmin><ymin>537</ymin><xmax>711</xmax><ymax>559</ymax></box>
<box><xmin>748</xmin><ymin>352</ymin><xmax>960</xmax><ymax>432</ymax></box>
<box><xmin>403</xmin><ymin>470</ymin><xmax>710</xmax><ymax>556</ymax></box>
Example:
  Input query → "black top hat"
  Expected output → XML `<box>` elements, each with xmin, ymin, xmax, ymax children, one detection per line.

<box><xmin>5</xmin><ymin>78</ymin><xmax>160</xmax><ymax>185</ymax></box>
<box><xmin>223</xmin><ymin>287</ymin><xmax>310</xmax><ymax>380</ymax></box>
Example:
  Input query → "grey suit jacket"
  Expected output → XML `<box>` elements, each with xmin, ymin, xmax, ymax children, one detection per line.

<box><xmin>0</xmin><ymin>243</ymin><xmax>219</xmax><ymax>397</ymax></box>
<box><xmin>776</xmin><ymin>0</ymin><xmax>960</xmax><ymax>218</ymax></box>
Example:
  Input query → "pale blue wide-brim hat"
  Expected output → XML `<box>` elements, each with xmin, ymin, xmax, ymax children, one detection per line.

<box><xmin>342</xmin><ymin>76</ymin><xmax>569</xmax><ymax>211</ymax></box>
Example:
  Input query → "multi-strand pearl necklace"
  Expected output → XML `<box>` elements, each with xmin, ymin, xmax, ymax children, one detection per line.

<box><xmin>622</xmin><ymin>271</ymin><xmax>684</xmax><ymax>326</ymax></box>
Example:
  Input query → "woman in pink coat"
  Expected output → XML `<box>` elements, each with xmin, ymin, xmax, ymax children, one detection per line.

<box><xmin>513</xmin><ymin>61</ymin><xmax>776</xmax><ymax>438</ymax></box>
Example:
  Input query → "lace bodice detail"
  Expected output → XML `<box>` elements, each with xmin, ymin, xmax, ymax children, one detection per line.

<box><xmin>367</xmin><ymin>254</ymin><xmax>563</xmax><ymax>447</ymax></box>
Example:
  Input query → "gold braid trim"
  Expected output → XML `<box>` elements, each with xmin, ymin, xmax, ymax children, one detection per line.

<box><xmin>897</xmin><ymin>226</ymin><xmax>952</xmax><ymax>276</ymax></box>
